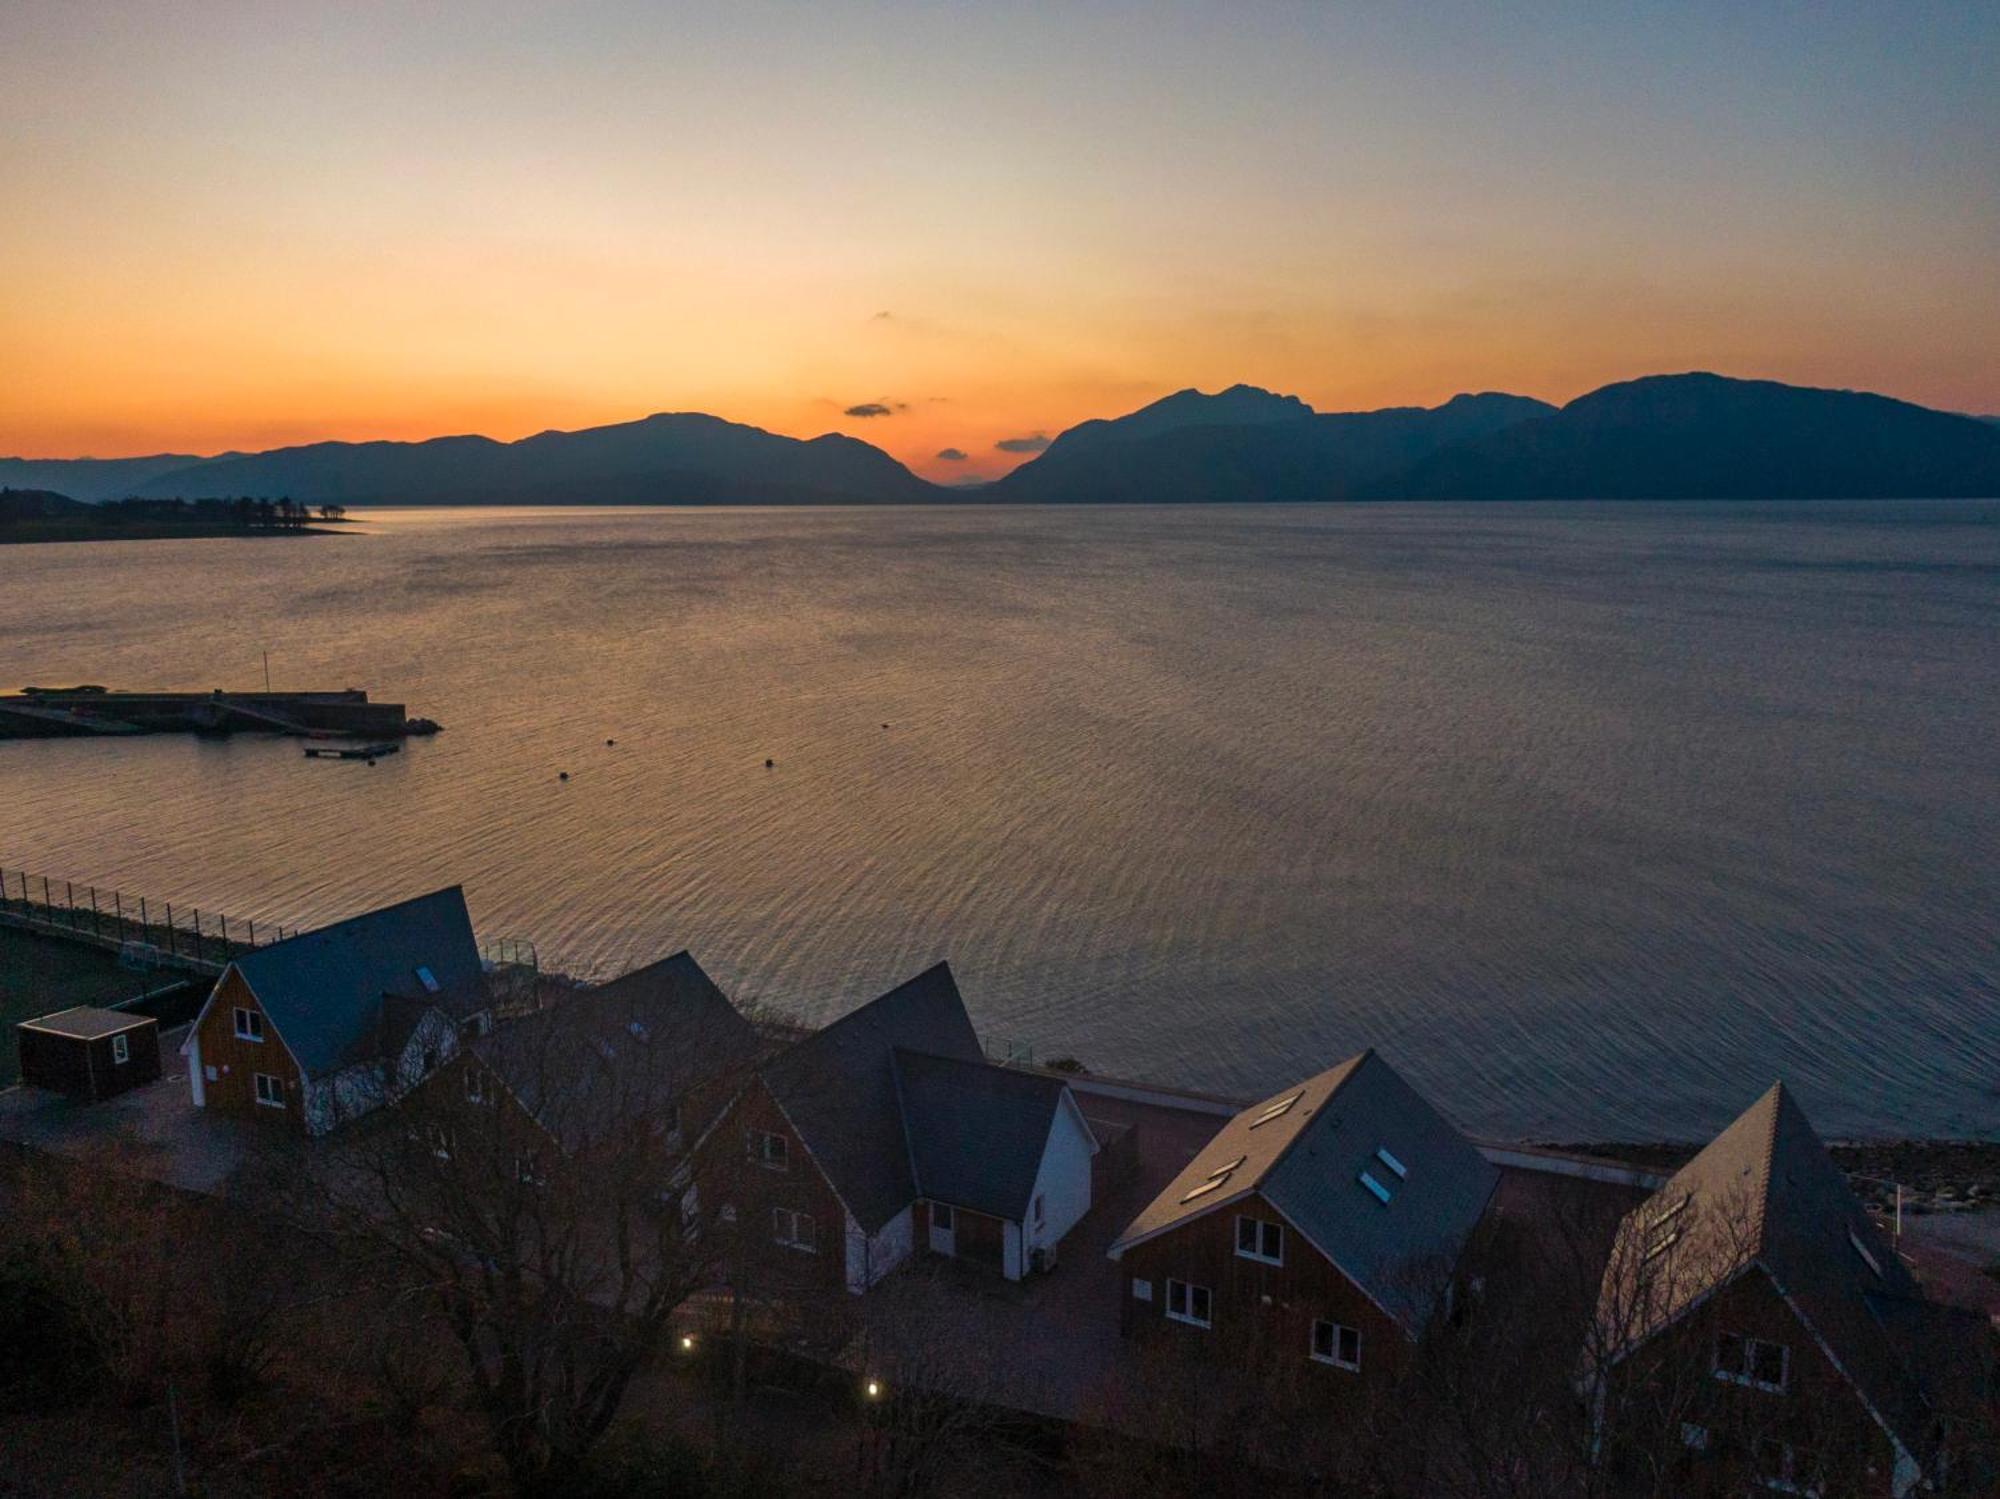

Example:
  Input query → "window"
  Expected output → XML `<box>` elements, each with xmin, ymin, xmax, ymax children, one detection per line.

<box><xmin>421</xmin><ymin>1047</ymin><xmax>438</xmax><ymax>1075</ymax></box>
<box><xmin>1249</xmin><ymin>1090</ymin><xmax>1303</xmax><ymax>1128</ymax></box>
<box><xmin>1033</xmin><ymin>1193</ymin><xmax>1045</xmax><ymax>1229</ymax></box>
<box><xmin>234</xmin><ymin>1007</ymin><xmax>264</xmax><ymax>1042</ymax></box>
<box><xmin>1131</xmin><ymin>1277</ymin><xmax>1152</xmax><ymax>1302</ymax></box>
<box><xmin>1180</xmin><ymin>1154</ymin><xmax>1247</xmax><ymax>1204</ymax></box>
<box><xmin>253</xmin><ymin>1072</ymin><xmax>284</xmax><ymax>1109</ymax></box>
<box><xmin>932</xmin><ymin>1202</ymin><xmax>955</xmax><ymax>1231</ymax></box>
<box><xmin>1680</xmin><ymin>1423</ymin><xmax>1709</xmax><ymax>1452</ymax></box>
<box><xmin>679</xmin><ymin>1186</ymin><xmax>701</xmax><ymax>1241</ymax></box>
<box><xmin>1756</xmin><ymin>1439</ymin><xmax>1821</xmax><ymax>1495</ymax></box>
<box><xmin>1714</xmin><ymin>1332</ymin><xmax>1789</xmax><ymax>1392</ymax></box>
<box><xmin>1374</xmin><ymin>1146</ymin><xmax>1408</xmax><ymax>1179</ymax></box>
<box><xmin>772</xmin><ymin>1207</ymin><xmax>816</xmax><ymax>1252</ymax></box>
<box><xmin>627</xmin><ymin>1019</ymin><xmax>650</xmax><ymax>1041</ymax></box>
<box><xmin>1311</xmin><ymin>1319</ymin><xmax>1361</xmax><ymax>1370</ymax></box>
<box><xmin>515</xmin><ymin>1153</ymin><xmax>544</xmax><ymax>1186</ymax></box>
<box><xmin>1164</xmin><ymin>1278</ymin><xmax>1212</xmax><ymax>1328</ymax></box>
<box><xmin>204</xmin><ymin>1065</ymin><xmax>218</xmax><ymax>1082</ymax></box>
<box><xmin>415</xmin><ymin>965</ymin><xmax>440</xmax><ymax>994</ymax></box>
<box><xmin>465</xmin><ymin>1068</ymin><xmax>488</xmax><ymax>1105</ymax></box>
<box><xmin>1358</xmin><ymin>1169</ymin><xmax>1393</xmax><ymax>1205</ymax></box>
<box><xmin>426</xmin><ymin>1123</ymin><xmax>454</xmax><ymax>1160</ymax></box>
<box><xmin>111</xmin><ymin>1033</ymin><xmax>130</xmax><ymax>1065</ymax></box>
<box><xmin>1235</xmin><ymin>1215</ymin><xmax>1284</xmax><ymax>1265</ymax></box>
<box><xmin>746</xmin><ymin>1129</ymin><xmax>789</xmax><ymax>1171</ymax></box>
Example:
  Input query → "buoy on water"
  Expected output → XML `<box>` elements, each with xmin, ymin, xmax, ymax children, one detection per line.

<box><xmin>606</xmin><ymin>738</ymin><xmax>616</xmax><ymax>747</ymax></box>
<box><xmin>559</xmin><ymin>771</ymin><xmax>570</xmax><ymax>781</ymax></box>
<box><xmin>764</xmin><ymin>758</ymin><xmax>774</xmax><ymax>769</ymax></box>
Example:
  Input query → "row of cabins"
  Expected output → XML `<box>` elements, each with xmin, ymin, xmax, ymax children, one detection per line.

<box><xmin>23</xmin><ymin>884</ymin><xmax>1986</xmax><ymax>1493</ymax></box>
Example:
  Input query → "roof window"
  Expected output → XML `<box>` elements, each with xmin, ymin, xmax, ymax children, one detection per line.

<box><xmin>1180</xmin><ymin>1153</ymin><xmax>1248</xmax><ymax>1204</ymax></box>
<box><xmin>1375</xmin><ymin>1146</ymin><xmax>1408</xmax><ymax>1179</ymax></box>
<box><xmin>1358</xmin><ymin>1169</ymin><xmax>1393</xmax><ymax>1205</ymax></box>
<box><xmin>415</xmin><ymin>965</ymin><xmax>440</xmax><ymax>994</ymax></box>
<box><xmin>1249</xmin><ymin>1091</ymin><xmax>1304</xmax><ymax>1129</ymax></box>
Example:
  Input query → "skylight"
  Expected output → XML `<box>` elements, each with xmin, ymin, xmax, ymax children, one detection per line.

<box><xmin>1375</xmin><ymin>1146</ymin><xmax>1408</xmax><ymax>1179</ymax></box>
<box><xmin>415</xmin><ymin>965</ymin><xmax>440</xmax><ymax>994</ymax></box>
<box><xmin>1643</xmin><ymin>1228</ymin><xmax>1680</xmax><ymax>1263</ymax></box>
<box><xmin>1649</xmin><ymin>1192</ymin><xmax>1691</xmax><ymax>1230</ymax></box>
<box><xmin>628</xmin><ymin>1020</ymin><xmax>650</xmax><ymax>1041</ymax></box>
<box><xmin>1249</xmin><ymin>1091</ymin><xmax>1305</xmax><ymax>1129</ymax></box>
<box><xmin>1180</xmin><ymin>1154</ymin><xmax>1248</xmax><ymax>1204</ymax></box>
<box><xmin>1358</xmin><ymin>1170</ymin><xmax>1393</xmax><ymax>1205</ymax></box>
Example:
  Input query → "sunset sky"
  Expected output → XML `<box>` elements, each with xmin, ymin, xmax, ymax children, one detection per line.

<box><xmin>3</xmin><ymin>1</ymin><xmax>1995</xmax><ymax>481</ymax></box>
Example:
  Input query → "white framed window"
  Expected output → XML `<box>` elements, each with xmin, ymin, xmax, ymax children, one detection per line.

<box><xmin>1033</xmin><ymin>1193</ymin><xmax>1045</xmax><ymax>1229</ymax></box>
<box><xmin>110</xmin><ymin>1033</ymin><xmax>130</xmax><ymax>1065</ymax></box>
<box><xmin>253</xmin><ymin>1072</ymin><xmax>284</xmax><ymax>1109</ymax></box>
<box><xmin>772</xmin><ymin>1207</ymin><xmax>816</xmax><ymax>1252</ymax></box>
<box><xmin>746</xmin><ymin>1129</ymin><xmax>789</xmax><ymax>1171</ymax></box>
<box><xmin>1311</xmin><ymin>1319</ymin><xmax>1361</xmax><ymax>1370</ymax></box>
<box><xmin>204</xmin><ymin>1064</ymin><xmax>218</xmax><ymax>1082</ymax></box>
<box><xmin>1235</xmin><ymin>1214</ymin><xmax>1284</xmax><ymax>1264</ymax></box>
<box><xmin>1164</xmin><ymin>1278</ymin><xmax>1211</xmax><ymax>1328</ymax></box>
<box><xmin>932</xmin><ymin>1202</ymin><xmax>955</xmax><ymax>1231</ymax></box>
<box><xmin>1131</xmin><ymin>1277</ymin><xmax>1152</xmax><ymax>1302</ymax></box>
<box><xmin>1714</xmin><ymin>1332</ymin><xmax>1789</xmax><ymax>1392</ymax></box>
<box><xmin>234</xmin><ymin>1007</ymin><xmax>264</xmax><ymax>1042</ymax></box>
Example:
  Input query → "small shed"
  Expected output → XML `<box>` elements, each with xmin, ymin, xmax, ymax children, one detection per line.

<box><xmin>16</xmin><ymin>1006</ymin><xmax>162</xmax><ymax>1101</ymax></box>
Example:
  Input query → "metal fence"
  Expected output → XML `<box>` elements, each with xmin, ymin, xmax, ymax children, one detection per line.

<box><xmin>0</xmin><ymin>865</ymin><xmax>298</xmax><ymax>974</ymax></box>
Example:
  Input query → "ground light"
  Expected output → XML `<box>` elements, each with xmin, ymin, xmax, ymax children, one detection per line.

<box><xmin>865</xmin><ymin>1379</ymin><xmax>882</xmax><ymax>1399</ymax></box>
<box><xmin>679</xmin><ymin>1334</ymin><xmax>696</xmax><ymax>1353</ymax></box>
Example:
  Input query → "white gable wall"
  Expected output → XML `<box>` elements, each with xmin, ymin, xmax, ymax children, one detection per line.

<box><xmin>1024</xmin><ymin>1090</ymin><xmax>1096</xmax><ymax>1264</ymax></box>
<box><xmin>845</xmin><ymin>1204</ymin><xmax>914</xmax><ymax>1294</ymax></box>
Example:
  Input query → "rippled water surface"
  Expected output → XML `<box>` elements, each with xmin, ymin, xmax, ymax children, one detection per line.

<box><xmin>2</xmin><ymin>503</ymin><xmax>1995</xmax><ymax>1140</ymax></box>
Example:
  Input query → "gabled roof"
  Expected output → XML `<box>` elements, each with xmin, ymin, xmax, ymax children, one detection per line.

<box><xmin>893</xmin><ymin>1048</ymin><xmax>1080</xmax><ymax>1223</ymax></box>
<box><xmin>1110</xmin><ymin>1050</ymin><xmax>1500</xmax><ymax>1335</ymax></box>
<box><xmin>762</xmin><ymin>962</ymin><xmax>983</xmax><ymax>1233</ymax></box>
<box><xmin>473</xmin><ymin>950</ymin><xmax>757</xmax><ymax>1154</ymax></box>
<box><xmin>224</xmin><ymin>887</ymin><xmax>482</xmax><ymax>1079</ymax></box>
<box><xmin>1599</xmin><ymin>1083</ymin><xmax>1948</xmax><ymax>1465</ymax></box>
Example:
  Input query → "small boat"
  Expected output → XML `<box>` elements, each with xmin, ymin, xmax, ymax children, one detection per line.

<box><xmin>304</xmin><ymin>741</ymin><xmax>400</xmax><ymax>761</ymax></box>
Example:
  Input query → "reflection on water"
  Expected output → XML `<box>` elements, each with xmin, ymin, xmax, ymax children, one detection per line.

<box><xmin>1</xmin><ymin>502</ymin><xmax>1995</xmax><ymax>1139</ymax></box>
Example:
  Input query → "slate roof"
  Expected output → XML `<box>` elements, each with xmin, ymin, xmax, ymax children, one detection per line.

<box><xmin>893</xmin><ymin>1048</ymin><xmax>1081</xmax><ymax>1223</ymax></box>
<box><xmin>1598</xmin><ymin>1082</ymin><xmax>1958</xmax><ymax>1466</ymax></box>
<box><xmin>1109</xmin><ymin>1049</ymin><xmax>1500</xmax><ymax>1335</ymax></box>
<box><xmin>761</xmin><ymin>962</ymin><xmax>985</xmax><ymax>1233</ymax></box>
<box><xmin>473</xmin><ymin>950</ymin><xmax>758</xmax><ymax>1154</ymax></box>
<box><xmin>226</xmin><ymin>886</ymin><xmax>482</xmax><ymax>1079</ymax></box>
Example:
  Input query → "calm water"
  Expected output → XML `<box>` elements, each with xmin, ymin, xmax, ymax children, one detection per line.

<box><xmin>2</xmin><ymin>504</ymin><xmax>1996</xmax><ymax>1141</ymax></box>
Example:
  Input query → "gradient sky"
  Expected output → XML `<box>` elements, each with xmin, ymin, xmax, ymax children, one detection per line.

<box><xmin>3</xmin><ymin>2</ymin><xmax>1995</xmax><ymax>481</ymax></box>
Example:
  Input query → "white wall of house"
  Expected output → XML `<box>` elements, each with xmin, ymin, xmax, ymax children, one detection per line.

<box><xmin>390</xmin><ymin>1009</ymin><xmax>459</xmax><ymax>1092</ymax></box>
<box><xmin>1024</xmin><ymin>1091</ymin><xmax>1097</xmax><ymax>1262</ymax></box>
<box><xmin>186</xmin><ymin>1033</ymin><xmax>206</xmax><ymax>1107</ymax></box>
<box><xmin>845</xmin><ymin>1204</ymin><xmax>914</xmax><ymax>1294</ymax></box>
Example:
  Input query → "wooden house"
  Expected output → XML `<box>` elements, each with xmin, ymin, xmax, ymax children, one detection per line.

<box><xmin>1107</xmin><ymin>1049</ymin><xmax>1499</xmax><ymax>1392</ymax></box>
<box><xmin>180</xmin><ymin>886</ymin><xmax>487</xmax><ymax>1135</ymax></box>
<box><xmin>723</xmin><ymin>961</ymin><xmax>1099</xmax><ymax>1294</ymax></box>
<box><xmin>1590</xmin><ymin>1082</ymin><xmax>1992</xmax><ymax>1497</ymax></box>
<box><xmin>16</xmin><ymin>1006</ymin><xmax>161</xmax><ymax>1101</ymax></box>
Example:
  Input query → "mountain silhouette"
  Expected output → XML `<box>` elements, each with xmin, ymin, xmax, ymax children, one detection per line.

<box><xmin>13</xmin><ymin>374</ymin><xmax>1999</xmax><ymax>506</ymax></box>
<box><xmin>993</xmin><ymin>388</ymin><xmax>1555</xmax><ymax>503</ymax></box>
<box><xmin>0</xmin><ymin>454</ymin><xmax>211</xmax><ymax>503</ymax></box>
<box><xmin>120</xmin><ymin>412</ymin><xmax>934</xmax><ymax>506</ymax></box>
<box><xmin>1371</xmin><ymin>373</ymin><xmax>2000</xmax><ymax>500</ymax></box>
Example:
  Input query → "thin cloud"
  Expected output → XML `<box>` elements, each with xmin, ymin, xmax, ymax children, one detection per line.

<box><xmin>935</xmin><ymin>447</ymin><xmax>968</xmax><ymax>462</ymax></box>
<box><xmin>845</xmin><ymin>403</ymin><xmax>895</xmax><ymax>418</ymax></box>
<box><xmin>995</xmin><ymin>434</ymin><xmax>1051</xmax><ymax>454</ymax></box>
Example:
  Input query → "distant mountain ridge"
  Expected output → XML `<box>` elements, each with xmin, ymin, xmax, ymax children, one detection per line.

<box><xmin>10</xmin><ymin>373</ymin><xmax>1999</xmax><ymax>505</ymax></box>
<box><xmin>993</xmin><ymin>388</ymin><xmax>1557</xmax><ymax>503</ymax></box>
<box><xmin>115</xmin><ymin>411</ymin><xmax>934</xmax><ymax>507</ymax></box>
